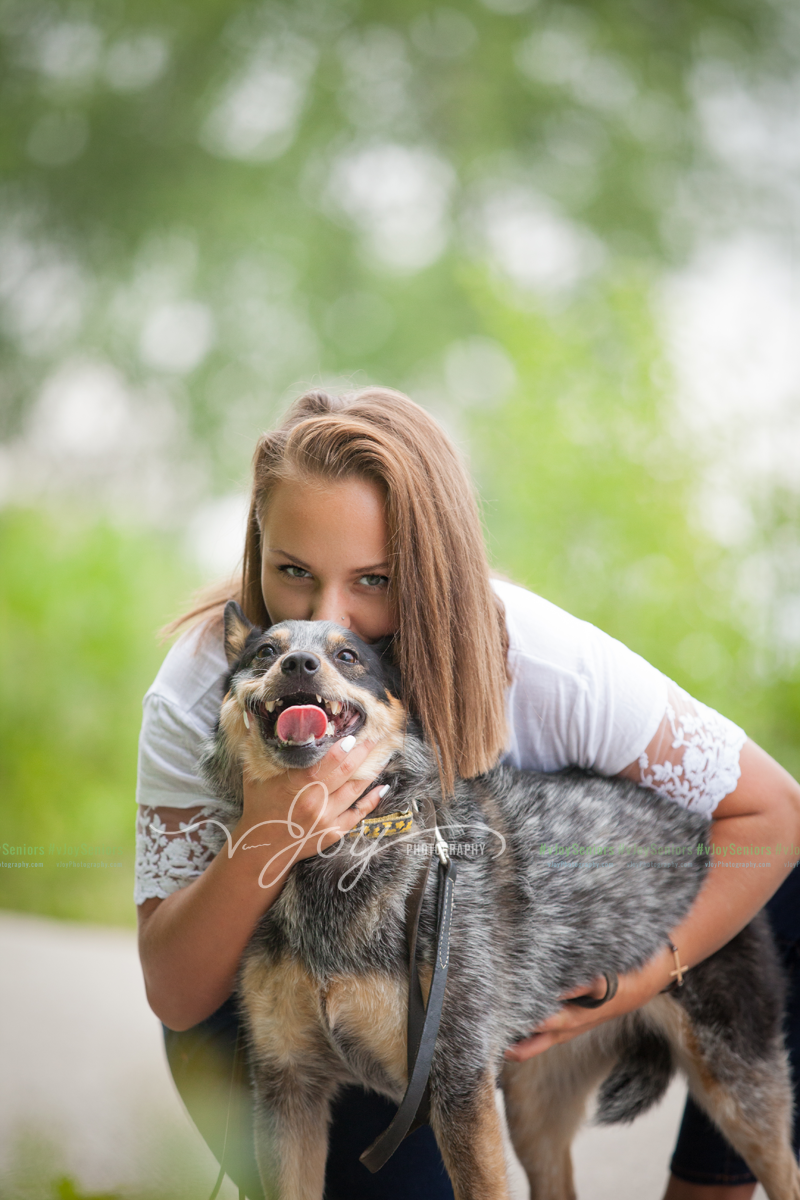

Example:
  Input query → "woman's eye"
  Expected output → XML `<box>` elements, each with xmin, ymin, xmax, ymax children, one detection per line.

<box><xmin>336</xmin><ymin>649</ymin><xmax>358</xmax><ymax>664</ymax></box>
<box><xmin>280</xmin><ymin>564</ymin><xmax>312</xmax><ymax>580</ymax></box>
<box><xmin>359</xmin><ymin>574</ymin><xmax>389</xmax><ymax>589</ymax></box>
<box><xmin>256</xmin><ymin>644</ymin><xmax>276</xmax><ymax>659</ymax></box>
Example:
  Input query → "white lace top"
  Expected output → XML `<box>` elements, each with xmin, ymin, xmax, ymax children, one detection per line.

<box><xmin>134</xmin><ymin>580</ymin><xmax>746</xmax><ymax>905</ymax></box>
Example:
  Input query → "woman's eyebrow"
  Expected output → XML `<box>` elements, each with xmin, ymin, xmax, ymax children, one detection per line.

<box><xmin>266</xmin><ymin>546</ymin><xmax>311</xmax><ymax>568</ymax></box>
<box><xmin>266</xmin><ymin>548</ymin><xmax>390</xmax><ymax>575</ymax></box>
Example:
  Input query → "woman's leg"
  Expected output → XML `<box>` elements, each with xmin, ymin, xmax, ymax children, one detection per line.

<box><xmin>663</xmin><ymin>871</ymin><xmax>800</xmax><ymax>1199</ymax></box>
<box><xmin>162</xmin><ymin>996</ymin><xmax>455</xmax><ymax>1200</ymax></box>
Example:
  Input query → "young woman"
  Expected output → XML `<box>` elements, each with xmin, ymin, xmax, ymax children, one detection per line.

<box><xmin>136</xmin><ymin>387</ymin><xmax>800</xmax><ymax>1200</ymax></box>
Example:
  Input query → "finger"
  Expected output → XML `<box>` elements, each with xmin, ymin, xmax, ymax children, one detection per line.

<box><xmin>310</xmin><ymin>784</ymin><xmax>388</xmax><ymax>852</ymax></box>
<box><xmin>533</xmin><ymin>1006</ymin><xmax>596</xmax><ymax>1036</ymax></box>
<box><xmin>308</xmin><ymin>737</ymin><xmax>376</xmax><ymax>792</ymax></box>
<box><xmin>333</xmin><ymin>784</ymin><xmax>388</xmax><ymax>833</ymax></box>
<box><xmin>504</xmin><ymin>1032</ymin><xmax>554</xmax><ymax>1062</ymax></box>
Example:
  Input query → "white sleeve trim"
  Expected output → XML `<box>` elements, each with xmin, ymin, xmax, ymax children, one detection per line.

<box><xmin>632</xmin><ymin>682</ymin><xmax>747</xmax><ymax>819</ymax></box>
<box><xmin>133</xmin><ymin>804</ymin><xmax>228</xmax><ymax>905</ymax></box>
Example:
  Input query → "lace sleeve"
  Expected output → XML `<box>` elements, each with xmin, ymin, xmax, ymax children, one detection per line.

<box><xmin>620</xmin><ymin>682</ymin><xmax>747</xmax><ymax>820</ymax></box>
<box><xmin>134</xmin><ymin>804</ymin><xmax>230</xmax><ymax>905</ymax></box>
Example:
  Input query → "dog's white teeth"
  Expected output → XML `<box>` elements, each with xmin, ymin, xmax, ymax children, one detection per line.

<box><xmin>316</xmin><ymin>695</ymin><xmax>322</xmax><ymax>703</ymax></box>
<box><xmin>276</xmin><ymin>698</ymin><xmax>284</xmax><ymax>707</ymax></box>
<box><xmin>243</xmin><ymin>710</ymin><xmax>250</xmax><ymax>729</ymax></box>
<box><xmin>330</xmin><ymin>700</ymin><xmax>341</xmax><ymax>715</ymax></box>
<box><xmin>264</xmin><ymin>701</ymin><xmax>275</xmax><ymax>713</ymax></box>
<box><xmin>327</xmin><ymin>721</ymin><xmax>335</xmax><ymax>737</ymax></box>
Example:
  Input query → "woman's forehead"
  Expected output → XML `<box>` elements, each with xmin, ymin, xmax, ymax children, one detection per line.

<box><xmin>260</xmin><ymin>476</ymin><xmax>390</xmax><ymax>560</ymax></box>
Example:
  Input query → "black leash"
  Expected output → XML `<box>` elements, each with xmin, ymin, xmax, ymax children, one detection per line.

<box><xmin>359</xmin><ymin>822</ymin><xmax>457</xmax><ymax>1173</ymax></box>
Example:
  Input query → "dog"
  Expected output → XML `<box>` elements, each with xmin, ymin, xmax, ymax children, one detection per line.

<box><xmin>200</xmin><ymin>602</ymin><xmax>800</xmax><ymax>1200</ymax></box>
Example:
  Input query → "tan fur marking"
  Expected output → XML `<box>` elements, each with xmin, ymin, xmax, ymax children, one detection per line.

<box><xmin>502</xmin><ymin>1033</ymin><xmax>617</xmax><ymax>1200</ymax></box>
<box><xmin>240</xmin><ymin>955</ymin><xmax>325</xmax><ymax>1065</ymax></box>
<box><xmin>641</xmin><ymin>997</ymin><xmax>800</xmax><ymax>1200</ymax></box>
<box><xmin>351</xmin><ymin>692</ymin><xmax>407</xmax><ymax>780</ymax></box>
<box><xmin>269</xmin><ymin>1108</ymin><xmax>329</xmax><ymax>1200</ymax></box>
<box><xmin>323</xmin><ymin>972</ymin><xmax>408</xmax><ymax>1091</ymax></box>
<box><xmin>224</xmin><ymin>610</ymin><xmax>252</xmax><ymax>662</ymax></box>
<box><xmin>433</xmin><ymin>1072</ymin><xmax>512</xmax><ymax>1200</ymax></box>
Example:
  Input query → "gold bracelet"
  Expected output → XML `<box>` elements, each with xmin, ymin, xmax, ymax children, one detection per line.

<box><xmin>661</xmin><ymin>939</ymin><xmax>689</xmax><ymax>993</ymax></box>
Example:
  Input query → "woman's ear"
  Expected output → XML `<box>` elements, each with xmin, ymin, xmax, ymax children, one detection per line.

<box><xmin>223</xmin><ymin>600</ymin><xmax>255</xmax><ymax>665</ymax></box>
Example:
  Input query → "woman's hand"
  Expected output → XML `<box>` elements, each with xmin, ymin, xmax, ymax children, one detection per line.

<box><xmin>507</xmin><ymin>740</ymin><xmax>800</xmax><ymax>1064</ymax></box>
<box><xmin>504</xmin><ymin>948</ymin><xmax>673</xmax><ymax>1061</ymax></box>
<box><xmin>237</xmin><ymin>734</ymin><xmax>386</xmax><ymax>868</ymax></box>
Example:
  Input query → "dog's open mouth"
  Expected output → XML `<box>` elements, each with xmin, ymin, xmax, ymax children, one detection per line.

<box><xmin>256</xmin><ymin>693</ymin><xmax>365</xmax><ymax>747</ymax></box>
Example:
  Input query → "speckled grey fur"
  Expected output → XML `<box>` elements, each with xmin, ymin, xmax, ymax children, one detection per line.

<box><xmin>199</xmin><ymin>615</ymin><xmax>799</xmax><ymax>1200</ymax></box>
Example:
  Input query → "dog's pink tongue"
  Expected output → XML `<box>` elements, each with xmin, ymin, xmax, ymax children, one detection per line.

<box><xmin>276</xmin><ymin>704</ymin><xmax>327</xmax><ymax>744</ymax></box>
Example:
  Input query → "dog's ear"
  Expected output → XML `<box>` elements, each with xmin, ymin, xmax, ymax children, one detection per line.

<box><xmin>372</xmin><ymin>634</ymin><xmax>403</xmax><ymax>699</ymax></box>
<box><xmin>371</xmin><ymin>634</ymin><xmax>395</xmax><ymax>660</ymax></box>
<box><xmin>223</xmin><ymin>600</ymin><xmax>255</xmax><ymax>666</ymax></box>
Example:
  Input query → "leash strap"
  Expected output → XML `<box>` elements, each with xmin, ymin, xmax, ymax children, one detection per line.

<box><xmin>359</xmin><ymin>846</ymin><xmax>457</xmax><ymax>1172</ymax></box>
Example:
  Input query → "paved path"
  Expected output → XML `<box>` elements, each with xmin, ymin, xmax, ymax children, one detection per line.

<box><xmin>0</xmin><ymin>912</ymin><xmax>765</xmax><ymax>1199</ymax></box>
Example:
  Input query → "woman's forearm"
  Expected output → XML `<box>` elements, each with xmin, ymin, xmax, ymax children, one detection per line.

<box><xmin>507</xmin><ymin>738</ymin><xmax>800</xmax><ymax>1060</ymax></box>
<box><xmin>633</xmin><ymin>741</ymin><xmax>800</xmax><ymax>999</ymax></box>
<box><xmin>137</xmin><ymin>739</ymin><xmax>385</xmax><ymax>1031</ymax></box>
<box><xmin>137</xmin><ymin>816</ymin><xmax>285</xmax><ymax>1032</ymax></box>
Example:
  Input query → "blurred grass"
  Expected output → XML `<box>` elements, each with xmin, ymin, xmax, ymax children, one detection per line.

<box><xmin>0</xmin><ymin>1125</ymin><xmax>239</xmax><ymax>1200</ymax></box>
<box><xmin>0</xmin><ymin>508</ymin><xmax>196</xmax><ymax>925</ymax></box>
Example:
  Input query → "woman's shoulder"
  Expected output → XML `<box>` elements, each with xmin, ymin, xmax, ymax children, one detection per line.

<box><xmin>490</xmin><ymin>577</ymin><xmax>651</xmax><ymax>671</ymax></box>
<box><xmin>490</xmin><ymin>577</ymin><xmax>667</xmax><ymax>774</ymax></box>
<box><xmin>146</xmin><ymin>620</ymin><xmax>229</xmax><ymax>720</ymax></box>
<box><xmin>137</xmin><ymin>620</ymin><xmax>228</xmax><ymax>811</ymax></box>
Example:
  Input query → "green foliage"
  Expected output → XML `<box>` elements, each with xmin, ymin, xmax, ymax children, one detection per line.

<box><xmin>0</xmin><ymin>508</ymin><xmax>194</xmax><ymax>924</ymax></box>
<box><xmin>466</xmin><ymin>268</ymin><xmax>800</xmax><ymax>778</ymax></box>
<box><xmin>1</xmin><ymin>0</ymin><xmax>798</xmax><ymax>470</ymax></box>
<box><xmin>0</xmin><ymin>0</ymin><xmax>797</xmax><ymax>929</ymax></box>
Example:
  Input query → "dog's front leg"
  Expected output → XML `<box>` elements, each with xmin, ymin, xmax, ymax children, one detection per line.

<box><xmin>250</xmin><ymin>1063</ymin><xmax>336</xmax><ymax>1200</ymax></box>
<box><xmin>429</xmin><ymin>1068</ymin><xmax>512</xmax><ymax>1200</ymax></box>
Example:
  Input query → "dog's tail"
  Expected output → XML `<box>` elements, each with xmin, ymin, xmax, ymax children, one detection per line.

<box><xmin>594</xmin><ymin>1024</ymin><xmax>674</xmax><ymax>1125</ymax></box>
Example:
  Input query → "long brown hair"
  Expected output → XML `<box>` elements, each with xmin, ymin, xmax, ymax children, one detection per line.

<box><xmin>173</xmin><ymin>387</ymin><xmax>509</xmax><ymax>789</ymax></box>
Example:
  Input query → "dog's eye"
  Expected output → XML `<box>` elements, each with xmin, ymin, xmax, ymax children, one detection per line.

<box><xmin>336</xmin><ymin>648</ymin><xmax>358</xmax><ymax>665</ymax></box>
<box><xmin>255</xmin><ymin>644</ymin><xmax>276</xmax><ymax>660</ymax></box>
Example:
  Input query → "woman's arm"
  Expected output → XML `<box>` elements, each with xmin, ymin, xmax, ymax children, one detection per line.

<box><xmin>138</xmin><ymin>737</ymin><xmax>383</xmax><ymax>1032</ymax></box>
<box><xmin>505</xmin><ymin>738</ymin><xmax>800</xmax><ymax>1060</ymax></box>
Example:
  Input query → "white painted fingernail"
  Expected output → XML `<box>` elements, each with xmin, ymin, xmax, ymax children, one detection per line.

<box><xmin>340</xmin><ymin>735</ymin><xmax>356</xmax><ymax>754</ymax></box>
<box><xmin>378</xmin><ymin>784</ymin><xmax>390</xmax><ymax>798</ymax></box>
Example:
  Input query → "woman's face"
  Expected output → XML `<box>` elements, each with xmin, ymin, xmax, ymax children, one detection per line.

<box><xmin>259</xmin><ymin>475</ymin><xmax>395</xmax><ymax>644</ymax></box>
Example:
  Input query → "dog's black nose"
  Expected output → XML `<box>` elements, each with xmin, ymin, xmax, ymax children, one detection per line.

<box><xmin>281</xmin><ymin>652</ymin><xmax>321</xmax><ymax>678</ymax></box>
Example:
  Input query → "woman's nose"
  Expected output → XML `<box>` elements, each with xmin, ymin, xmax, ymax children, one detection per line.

<box><xmin>312</xmin><ymin>590</ymin><xmax>350</xmax><ymax>628</ymax></box>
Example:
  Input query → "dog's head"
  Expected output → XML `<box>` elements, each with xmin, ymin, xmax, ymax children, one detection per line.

<box><xmin>218</xmin><ymin>601</ymin><xmax>407</xmax><ymax>782</ymax></box>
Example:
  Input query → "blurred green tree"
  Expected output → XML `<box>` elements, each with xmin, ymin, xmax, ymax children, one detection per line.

<box><xmin>0</xmin><ymin>0</ymin><xmax>798</xmax><ymax>923</ymax></box>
